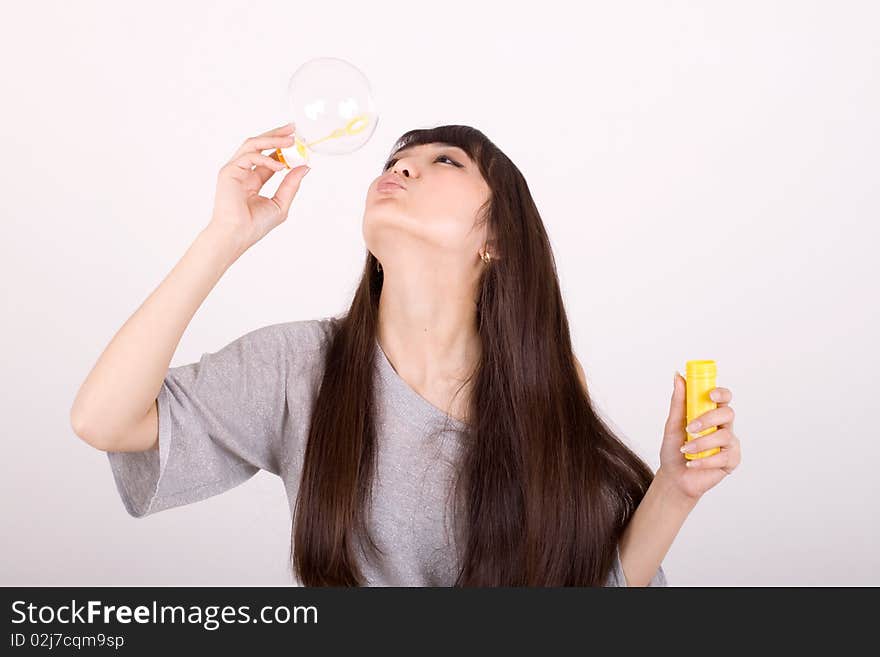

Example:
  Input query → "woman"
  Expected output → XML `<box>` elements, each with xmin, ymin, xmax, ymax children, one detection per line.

<box><xmin>71</xmin><ymin>122</ymin><xmax>742</xmax><ymax>586</ymax></box>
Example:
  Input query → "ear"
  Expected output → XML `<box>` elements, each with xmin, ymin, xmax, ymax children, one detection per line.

<box><xmin>573</xmin><ymin>354</ymin><xmax>588</xmax><ymax>395</ymax></box>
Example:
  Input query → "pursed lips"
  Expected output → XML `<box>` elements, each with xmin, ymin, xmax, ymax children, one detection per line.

<box><xmin>378</xmin><ymin>173</ymin><xmax>408</xmax><ymax>190</ymax></box>
<box><xmin>377</xmin><ymin>180</ymin><xmax>406</xmax><ymax>191</ymax></box>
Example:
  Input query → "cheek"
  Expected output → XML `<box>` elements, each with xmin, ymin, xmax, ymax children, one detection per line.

<box><xmin>440</xmin><ymin>183</ymin><xmax>488</xmax><ymax>227</ymax></box>
<box><xmin>426</xmin><ymin>201</ymin><xmax>485</xmax><ymax>252</ymax></box>
<box><xmin>364</xmin><ymin>183</ymin><xmax>487</xmax><ymax>251</ymax></box>
<box><xmin>433</xmin><ymin>183</ymin><xmax>483</xmax><ymax>221</ymax></box>
<box><xmin>417</xmin><ymin>191</ymin><xmax>469</xmax><ymax>226</ymax></box>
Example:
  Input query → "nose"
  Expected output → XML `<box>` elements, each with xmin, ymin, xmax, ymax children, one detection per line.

<box><xmin>392</xmin><ymin>157</ymin><xmax>414</xmax><ymax>178</ymax></box>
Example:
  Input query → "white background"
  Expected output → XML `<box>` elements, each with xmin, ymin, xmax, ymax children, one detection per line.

<box><xmin>1</xmin><ymin>0</ymin><xmax>877</xmax><ymax>585</ymax></box>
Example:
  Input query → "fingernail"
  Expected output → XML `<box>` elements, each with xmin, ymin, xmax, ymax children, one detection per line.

<box><xmin>303</xmin><ymin>166</ymin><xmax>311</xmax><ymax>175</ymax></box>
<box><xmin>686</xmin><ymin>421</ymin><xmax>701</xmax><ymax>433</ymax></box>
<box><xmin>680</xmin><ymin>444</ymin><xmax>694</xmax><ymax>453</ymax></box>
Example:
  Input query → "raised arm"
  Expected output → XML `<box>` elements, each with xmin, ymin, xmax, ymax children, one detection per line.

<box><xmin>70</xmin><ymin>122</ymin><xmax>310</xmax><ymax>452</ymax></box>
<box><xmin>70</xmin><ymin>226</ymin><xmax>242</xmax><ymax>451</ymax></box>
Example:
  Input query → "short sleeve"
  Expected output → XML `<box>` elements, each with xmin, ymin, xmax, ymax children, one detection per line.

<box><xmin>106</xmin><ymin>323</ymin><xmax>294</xmax><ymax>518</ymax></box>
<box><xmin>605</xmin><ymin>543</ymin><xmax>669</xmax><ymax>587</ymax></box>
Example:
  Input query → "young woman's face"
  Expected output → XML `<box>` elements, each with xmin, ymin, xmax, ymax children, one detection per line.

<box><xmin>363</xmin><ymin>142</ymin><xmax>491</xmax><ymax>267</ymax></box>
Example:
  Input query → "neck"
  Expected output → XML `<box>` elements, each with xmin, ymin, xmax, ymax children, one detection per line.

<box><xmin>376</xmin><ymin>262</ymin><xmax>482</xmax><ymax>408</ymax></box>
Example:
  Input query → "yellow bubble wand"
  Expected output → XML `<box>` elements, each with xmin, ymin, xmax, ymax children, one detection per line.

<box><xmin>274</xmin><ymin>114</ymin><xmax>371</xmax><ymax>168</ymax></box>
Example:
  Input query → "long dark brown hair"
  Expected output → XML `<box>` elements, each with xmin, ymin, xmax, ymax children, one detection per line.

<box><xmin>291</xmin><ymin>124</ymin><xmax>656</xmax><ymax>585</ymax></box>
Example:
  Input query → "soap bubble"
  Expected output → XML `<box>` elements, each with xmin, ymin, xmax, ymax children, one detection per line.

<box><xmin>275</xmin><ymin>57</ymin><xmax>379</xmax><ymax>168</ymax></box>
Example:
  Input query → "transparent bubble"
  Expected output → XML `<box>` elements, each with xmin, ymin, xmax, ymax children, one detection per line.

<box><xmin>275</xmin><ymin>57</ymin><xmax>379</xmax><ymax>168</ymax></box>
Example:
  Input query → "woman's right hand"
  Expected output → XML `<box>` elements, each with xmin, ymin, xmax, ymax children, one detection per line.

<box><xmin>207</xmin><ymin>122</ymin><xmax>311</xmax><ymax>256</ymax></box>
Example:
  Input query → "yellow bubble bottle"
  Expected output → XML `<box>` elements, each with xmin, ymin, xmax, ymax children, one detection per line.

<box><xmin>684</xmin><ymin>360</ymin><xmax>721</xmax><ymax>461</ymax></box>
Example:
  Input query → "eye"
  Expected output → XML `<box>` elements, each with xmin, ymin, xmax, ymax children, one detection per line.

<box><xmin>383</xmin><ymin>154</ymin><xmax>463</xmax><ymax>170</ymax></box>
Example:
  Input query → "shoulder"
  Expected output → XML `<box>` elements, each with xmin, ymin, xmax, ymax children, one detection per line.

<box><xmin>211</xmin><ymin>317</ymin><xmax>337</xmax><ymax>371</ymax></box>
<box><xmin>242</xmin><ymin>317</ymin><xmax>339</xmax><ymax>375</ymax></box>
<box><xmin>256</xmin><ymin>316</ymin><xmax>338</xmax><ymax>350</ymax></box>
<box><xmin>239</xmin><ymin>316</ymin><xmax>337</xmax><ymax>351</ymax></box>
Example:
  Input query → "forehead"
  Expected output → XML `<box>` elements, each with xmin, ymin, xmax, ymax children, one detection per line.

<box><xmin>392</xmin><ymin>142</ymin><xmax>469</xmax><ymax>158</ymax></box>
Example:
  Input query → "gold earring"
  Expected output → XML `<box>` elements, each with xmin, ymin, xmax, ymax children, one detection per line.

<box><xmin>480</xmin><ymin>249</ymin><xmax>492</xmax><ymax>264</ymax></box>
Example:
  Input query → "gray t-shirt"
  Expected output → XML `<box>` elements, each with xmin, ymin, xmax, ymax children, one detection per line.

<box><xmin>106</xmin><ymin>317</ymin><xmax>667</xmax><ymax>587</ymax></box>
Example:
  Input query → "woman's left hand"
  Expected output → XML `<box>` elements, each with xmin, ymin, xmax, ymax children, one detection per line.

<box><xmin>658</xmin><ymin>372</ymin><xmax>743</xmax><ymax>502</ymax></box>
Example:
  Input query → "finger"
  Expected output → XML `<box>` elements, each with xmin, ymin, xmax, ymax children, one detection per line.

<box><xmin>231</xmin><ymin>133</ymin><xmax>296</xmax><ymax>161</ymax></box>
<box><xmin>230</xmin><ymin>152</ymin><xmax>287</xmax><ymax>173</ymax></box>
<box><xmin>684</xmin><ymin>449</ymin><xmax>732</xmax><ymax>469</ymax></box>
<box><xmin>270</xmin><ymin>164</ymin><xmax>311</xmax><ymax>217</ymax></box>
<box><xmin>725</xmin><ymin>439</ymin><xmax>742</xmax><ymax>473</ymax></box>
<box><xmin>681</xmin><ymin>428</ymin><xmax>734</xmax><ymax>454</ymax></box>
<box><xmin>252</xmin><ymin>153</ymin><xmax>283</xmax><ymax>186</ymax></box>
<box><xmin>664</xmin><ymin>371</ymin><xmax>687</xmax><ymax>436</ymax></box>
<box><xmin>709</xmin><ymin>387</ymin><xmax>732</xmax><ymax>405</ymax></box>
<box><xmin>685</xmin><ymin>405</ymin><xmax>735</xmax><ymax>434</ymax></box>
<box><xmin>269</xmin><ymin>122</ymin><xmax>296</xmax><ymax>135</ymax></box>
<box><xmin>256</xmin><ymin>122</ymin><xmax>296</xmax><ymax>138</ymax></box>
<box><xmin>709</xmin><ymin>388</ymin><xmax>735</xmax><ymax>432</ymax></box>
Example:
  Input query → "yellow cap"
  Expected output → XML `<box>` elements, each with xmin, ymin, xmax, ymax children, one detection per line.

<box><xmin>686</xmin><ymin>360</ymin><xmax>716</xmax><ymax>378</ymax></box>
